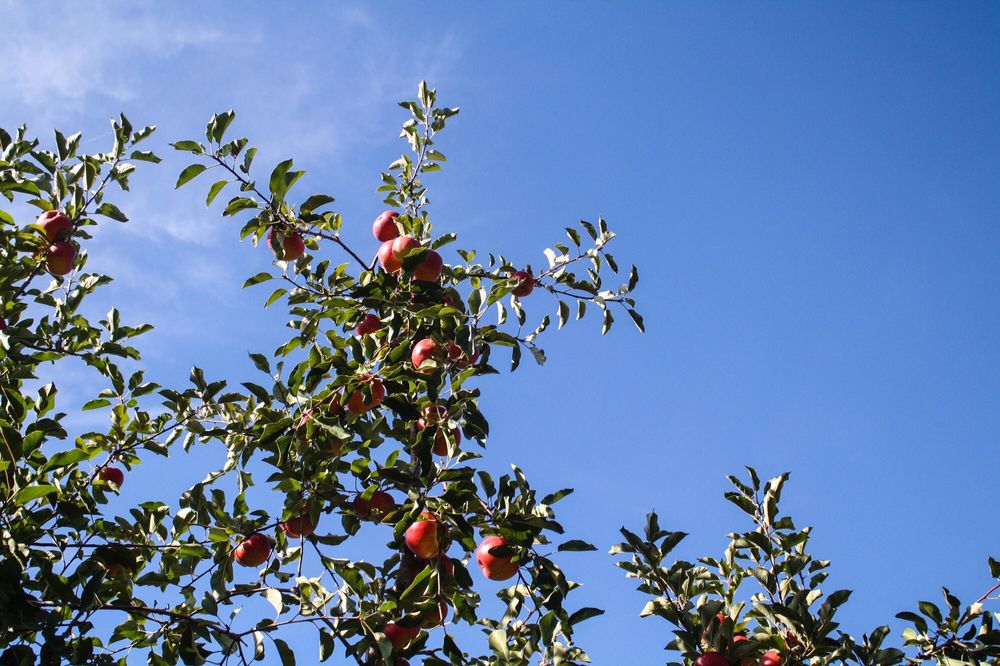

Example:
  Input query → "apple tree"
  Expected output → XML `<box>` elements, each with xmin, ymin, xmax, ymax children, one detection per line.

<box><xmin>612</xmin><ymin>469</ymin><xmax>1000</xmax><ymax>666</ymax></box>
<box><xmin>0</xmin><ymin>83</ymin><xmax>642</xmax><ymax>665</ymax></box>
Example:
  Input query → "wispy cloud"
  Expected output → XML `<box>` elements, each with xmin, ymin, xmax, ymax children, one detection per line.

<box><xmin>0</xmin><ymin>1</ymin><xmax>225</xmax><ymax>117</ymax></box>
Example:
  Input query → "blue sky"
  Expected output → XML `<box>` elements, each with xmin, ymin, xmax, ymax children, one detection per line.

<box><xmin>4</xmin><ymin>1</ymin><xmax>999</xmax><ymax>663</ymax></box>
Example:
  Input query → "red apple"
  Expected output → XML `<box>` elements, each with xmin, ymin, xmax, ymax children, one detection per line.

<box><xmin>413</xmin><ymin>249</ymin><xmax>443</xmax><ymax>282</ymax></box>
<box><xmin>0</xmin><ymin>317</ymin><xmax>7</xmax><ymax>333</ymax></box>
<box><xmin>38</xmin><ymin>210</ymin><xmax>73</xmax><ymax>241</ymax></box>
<box><xmin>267</xmin><ymin>228</ymin><xmax>305</xmax><ymax>261</ymax></box>
<box><xmin>732</xmin><ymin>635</ymin><xmax>754</xmax><ymax>666</ymax></box>
<box><xmin>377</xmin><ymin>239</ymin><xmax>402</xmax><ymax>272</ymax></box>
<box><xmin>417</xmin><ymin>405</ymin><xmax>461</xmax><ymax>456</ymax></box>
<box><xmin>420</xmin><ymin>598</ymin><xmax>449</xmax><ymax>628</ymax></box>
<box><xmin>281</xmin><ymin>513</ymin><xmax>317</xmax><ymax>539</ymax></box>
<box><xmin>345</xmin><ymin>375</ymin><xmax>385</xmax><ymax>414</ymax></box>
<box><xmin>391</xmin><ymin>235</ymin><xmax>421</xmax><ymax>265</ymax></box>
<box><xmin>372</xmin><ymin>210</ymin><xmax>401</xmax><ymax>242</ymax></box>
<box><xmin>45</xmin><ymin>241</ymin><xmax>76</xmax><ymax>276</ymax></box>
<box><xmin>759</xmin><ymin>652</ymin><xmax>782</xmax><ymax>666</ymax></box>
<box><xmin>382</xmin><ymin>623</ymin><xmax>419</xmax><ymax>650</ymax></box>
<box><xmin>511</xmin><ymin>270</ymin><xmax>534</xmax><ymax>297</ymax></box>
<box><xmin>352</xmin><ymin>490</ymin><xmax>396</xmax><ymax>520</ymax></box>
<box><xmin>98</xmin><ymin>466</ymin><xmax>124</xmax><ymax>487</ymax></box>
<box><xmin>438</xmin><ymin>556</ymin><xmax>455</xmax><ymax>579</ymax></box>
<box><xmin>356</xmin><ymin>313</ymin><xmax>381</xmax><ymax>336</ymax></box>
<box><xmin>234</xmin><ymin>533</ymin><xmax>272</xmax><ymax>567</ymax></box>
<box><xmin>475</xmin><ymin>535</ymin><xmax>518</xmax><ymax>581</ymax></box>
<box><xmin>446</xmin><ymin>341</ymin><xmax>479</xmax><ymax>369</ymax></box>
<box><xmin>405</xmin><ymin>512</ymin><xmax>441</xmax><ymax>559</ymax></box>
<box><xmin>410</xmin><ymin>338</ymin><xmax>441</xmax><ymax>374</ymax></box>
<box><xmin>694</xmin><ymin>652</ymin><xmax>730</xmax><ymax>666</ymax></box>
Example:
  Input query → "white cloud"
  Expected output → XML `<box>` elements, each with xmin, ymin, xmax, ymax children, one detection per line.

<box><xmin>0</xmin><ymin>0</ymin><xmax>225</xmax><ymax>111</ymax></box>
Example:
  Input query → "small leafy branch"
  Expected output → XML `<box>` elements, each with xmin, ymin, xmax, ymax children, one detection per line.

<box><xmin>613</xmin><ymin>469</ymin><xmax>1000</xmax><ymax>666</ymax></box>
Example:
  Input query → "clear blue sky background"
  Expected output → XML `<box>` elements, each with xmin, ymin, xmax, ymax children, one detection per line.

<box><xmin>3</xmin><ymin>2</ymin><xmax>999</xmax><ymax>663</ymax></box>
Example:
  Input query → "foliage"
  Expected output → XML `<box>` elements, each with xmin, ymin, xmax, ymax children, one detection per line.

<box><xmin>0</xmin><ymin>83</ymin><xmax>642</xmax><ymax>665</ymax></box>
<box><xmin>612</xmin><ymin>469</ymin><xmax>1000</xmax><ymax>666</ymax></box>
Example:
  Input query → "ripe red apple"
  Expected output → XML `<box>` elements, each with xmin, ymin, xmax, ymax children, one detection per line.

<box><xmin>732</xmin><ymin>635</ymin><xmax>754</xmax><ymax>666</ymax></box>
<box><xmin>356</xmin><ymin>313</ymin><xmax>381</xmax><ymax>336</ymax></box>
<box><xmin>98</xmin><ymin>466</ymin><xmax>124</xmax><ymax>487</ymax></box>
<box><xmin>372</xmin><ymin>210</ymin><xmax>401</xmax><ymax>242</ymax></box>
<box><xmin>759</xmin><ymin>652</ymin><xmax>782</xmax><ymax>666</ymax></box>
<box><xmin>0</xmin><ymin>317</ymin><xmax>7</xmax><ymax>333</ymax></box>
<box><xmin>511</xmin><ymin>270</ymin><xmax>535</xmax><ymax>297</ymax></box>
<box><xmin>694</xmin><ymin>652</ymin><xmax>730</xmax><ymax>666</ymax></box>
<box><xmin>234</xmin><ymin>533</ymin><xmax>272</xmax><ymax>567</ymax></box>
<box><xmin>345</xmin><ymin>375</ymin><xmax>385</xmax><ymax>414</ymax></box>
<box><xmin>391</xmin><ymin>235</ymin><xmax>421</xmax><ymax>264</ymax></box>
<box><xmin>382</xmin><ymin>623</ymin><xmax>419</xmax><ymax>650</ymax></box>
<box><xmin>352</xmin><ymin>490</ymin><xmax>396</xmax><ymax>520</ymax></box>
<box><xmin>419</xmin><ymin>598</ymin><xmax>449</xmax><ymax>628</ymax></box>
<box><xmin>446</xmin><ymin>341</ymin><xmax>479</xmax><ymax>369</ymax></box>
<box><xmin>267</xmin><ymin>228</ymin><xmax>305</xmax><ymax>261</ymax></box>
<box><xmin>281</xmin><ymin>513</ymin><xmax>317</xmax><ymax>539</ymax></box>
<box><xmin>475</xmin><ymin>535</ymin><xmax>518</xmax><ymax>581</ymax></box>
<box><xmin>45</xmin><ymin>241</ymin><xmax>76</xmax><ymax>276</ymax></box>
<box><xmin>417</xmin><ymin>405</ymin><xmax>461</xmax><ymax>456</ymax></box>
<box><xmin>413</xmin><ymin>249</ymin><xmax>443</xmax><ymax>282</ymax></box>
<box><xmin>404</xmin><ymin>512</ymin><xmax>441</xmax><ymax>559</ymax></box>
<box><xmin>410</xmin><ymin>338</ymin><xmax>441</xmax><ymax>374</ymax></box>
<box><xmin>37</xmin><ymin>210</ymin><xmax>73</xmax><ymax>241</ymax></box>
<box><xmin>377</xmin><ymin>239</ymin><xmax>402</xmax><ymax>272</ymax></box>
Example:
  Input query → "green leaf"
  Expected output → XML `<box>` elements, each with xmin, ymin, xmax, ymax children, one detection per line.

<box><xmin>627</xmin><ymin>308</ymin><xmax>645</xmax><ymax>333</ymax></box>
<box><xmin>206</xmin><ymin>180</ymin><xmax>228</xmax><ymax>206</ymax></box>
<box><xmin>264</xmin><ymin>288</ymin><xmax>287</xmax><ymax>308</ymax></box>
<box><xmin>96</xmin><ymin>202</ymin><xmax>128</xmax><ymax>222</ymax></box>
<box><xmin>273</xmin><ymin>639</ymin><xmax>295</xmax><ymax>666</ymax></box>
<box><xmin>269</xmin><ymin>159</ymin><xmax>293</xmax><ymax>200</ymax></box>
<box><xmin>263</xmin><ymin>588</ymin><xmax>282</xmax><ymax>616</ymax></box>
<box><xmin>81</xmin><ymin>398</ymin><xmax>112</xmax><ymax>410</ymax></box>
<box><xmin>558</xmin><ymin>539</ymin><xmax>597</xmax><ymax>552</ymax></box>
<box><xmin>243</xmin><ymin>272</ymin><xmax>273</xmax><ymax>288</ymax></box>
<box><xmin>557</xmin><ymin>300</ymin><xmax>570</xmax><ymax>329</ymax></box>
<box><xmin>175</xmin><ymin>163</ymin><xmax>207</xmax><ymax>189</ymax></box>
<box><xmin>488</xmin><ymin>629</ymin><xmax>510</xmax><ymax>659</ymax></box>
<box><xmin>223</xmin><ymin>197</ymin><xmax>258</xmax><ymax>216</ymax></box>
<box><xmin>569</xmin><ymin>607</ymin><xmax>604</xmax><ymax>625</ymax></box>
<box><xmin>14</xmin><ymin>484</ymin><xmax>57</xmax><ymax>505</ymax></box>
<box><xmin>129</xmin><ymin>150</ymin><xmax>162</xmax><ymax>163</ymax></box>
<box><xmin>170</xmin><ymin>140</ymin><xmax>205</xmax><ymax>154</ymax></box>
<box><xmin>318</xmin><ymin>631</ymin><xmax>334</xmax><ymax>662</ymax></box>
<box><xmin>208</xmin><ymin>110</ymin><xmax>236</xmax><ymax>143</ymax></box>
<box><xmin>300</xmin><ymin>194</ymin><xmax>335</xmax><ymax>214</ymax></box>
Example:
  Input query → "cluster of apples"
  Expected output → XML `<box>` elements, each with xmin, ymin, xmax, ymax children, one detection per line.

<box><xmin>232</xmin><ymin>512</ymin><xmax>319</xmax><ymax>568</ymax></box>
<box><xmin>36</xmin><ymin>210</ymin><xmax>77</xmax><ymax>276</ymax></box>
<box><xmin>372</xmin><ymin>211</ymin><xmax>443</xmax><ymax>282</ymax></box>
<box><xmin>695</xmin><ymin>613</ymin><xmax>785</xmax><ymax>666</ymax></box>
<box><xmin>374</xmin><ymin>512</ymin><xmax>521</xmax><ymax>654</ymax></box>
